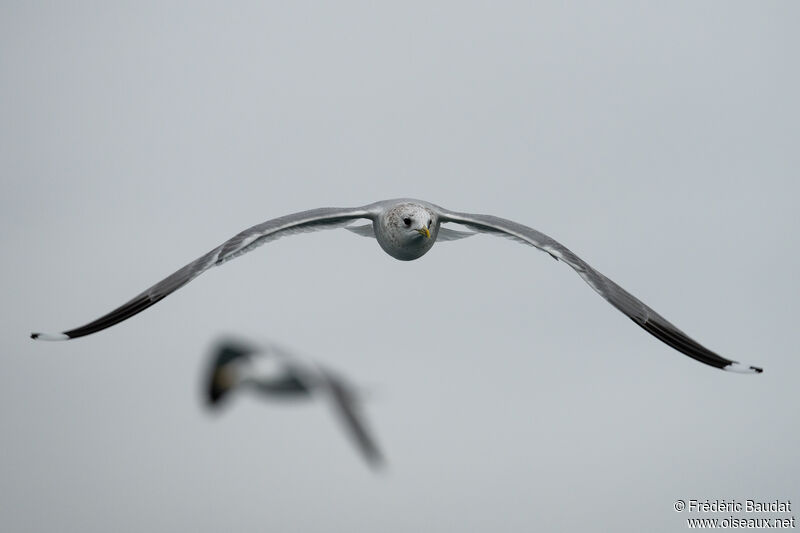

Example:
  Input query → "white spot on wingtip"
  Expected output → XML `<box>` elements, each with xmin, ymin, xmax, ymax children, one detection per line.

<box><xmin>31</xmin><ymin>332</ymin><xmax>69</xmax><ymax>341</ymax></box>
<box><xmin>724</xmin><ymin>362</ymin><xmax>762</xmax><ymax>374</ymax></box>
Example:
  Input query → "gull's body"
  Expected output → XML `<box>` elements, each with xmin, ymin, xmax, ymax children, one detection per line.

<box><xmin>205</xmin><ymin>338</ymin><xmax>382</xmax><ymax>467</ymax></box>
<box><xmin>32</xmin><ymin>198</ymin><xmax>763</xmax><ymax>374</ymax></box>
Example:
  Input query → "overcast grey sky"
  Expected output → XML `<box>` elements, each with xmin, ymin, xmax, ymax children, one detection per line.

<box><xmin>2</xmin><ymin>2</ymin><xmax>798</xmax><ymax>531</ymax></box>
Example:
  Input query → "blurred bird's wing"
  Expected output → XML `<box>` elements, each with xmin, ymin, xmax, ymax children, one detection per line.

<box><xmin>319</xmin><ymin>368</ymin><xmax>384</xmax><ymax>468</ymax></box>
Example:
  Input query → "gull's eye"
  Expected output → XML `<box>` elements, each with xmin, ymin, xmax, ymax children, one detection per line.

<box><xmin>403</xmin><ymin>217</ymin><xmax>411</xmax><ymax>226</ymax></box>
<box><xmin>428</xmin><ymin>219</ymin><xmax>432</xmax><ymax>227</ymax></box>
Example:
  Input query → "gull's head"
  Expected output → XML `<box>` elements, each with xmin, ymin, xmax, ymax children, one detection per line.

<box><xmin>397</xmin><ymin>204</ymin><xmax>433</xmax><ymax>239</ymax></box>
<box><xmin>376</xmin><ymin>203</ymin><xmax>438</xmax><ymax>260</ymax></box>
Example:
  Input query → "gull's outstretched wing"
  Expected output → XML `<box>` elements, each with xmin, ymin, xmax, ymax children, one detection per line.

<box><xmin>320</xmin><ymin>368</ymin><xmax>384</xmax><ymax>468</ymax></box>
<box><xmin>439</xmin><ymin>210</ymin><xmax>763</xmax><ymax>374</ymax></box>
<box><xmin>32</xmin><ymin>207</ymin><xmax>371</xmax><ymax>341</ymax></box>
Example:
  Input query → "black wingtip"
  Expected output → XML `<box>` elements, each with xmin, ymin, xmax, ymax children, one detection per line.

<box><xmin>30</xmin><ymin>331</ymin><xmax>71</xmax><ymax>341</ymax></box>
<box><xmin>751</xmin><ymin>366</ymin><xmax>764</xmax><ymax>374</ymax></box>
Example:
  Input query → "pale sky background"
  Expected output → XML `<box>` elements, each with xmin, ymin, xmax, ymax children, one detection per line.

<box><xmin>2</xmin><ymin>2</ymin><xmax>798</xmax><ymax>531</ymax></box>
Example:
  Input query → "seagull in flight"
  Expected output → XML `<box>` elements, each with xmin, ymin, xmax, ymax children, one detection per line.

<box><xmin>32</xmin><ymin>198</ymin><xmax>763</xmax><ymax>374</ymax></box>
<box><xmin>204</xmin><ymin>337</ymin><xmax>383</xmax><ymax>468</ymax></box>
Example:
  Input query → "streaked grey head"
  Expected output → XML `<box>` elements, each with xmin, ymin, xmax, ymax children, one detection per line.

<box><xmin>375</xmin><ymin>202</ymin><xmax>438</xmax><ymax>261</ymax></box>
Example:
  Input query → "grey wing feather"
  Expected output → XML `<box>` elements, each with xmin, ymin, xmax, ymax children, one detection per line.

<box><xmin>438</xmin><ymin>211</ymin><xmax>762</xmax><ymax>374</ymax></box>
<box><xmin>437</xmin><ymin>226</ymin><xmax>476</xmax><ymax>242</ymax></box>
<box><xmin>320</xmin><ymin>368</ymin><xmax>384</xmax><ymax>467</ymax></box>
<box><xmin>345</xmin><ymin>224</ymin><xmax>376</xmax><ymax>238</ymax></box>
<box><xmin>32</xmin><ymin>207</ymin><xmax>370</xmax><ymax>341</ymax></box>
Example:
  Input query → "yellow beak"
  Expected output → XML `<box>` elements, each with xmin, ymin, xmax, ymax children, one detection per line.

<box><xmin>417</xmin><ymin>227</ymin><xmax>431</xmax><ymax>239</ymax></box>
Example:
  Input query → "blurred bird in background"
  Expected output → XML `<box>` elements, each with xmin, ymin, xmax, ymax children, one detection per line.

<box><xmin>203</xmin><ymin>337</ymin><xmax>384</xmax><ymax>469</ymax></box>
